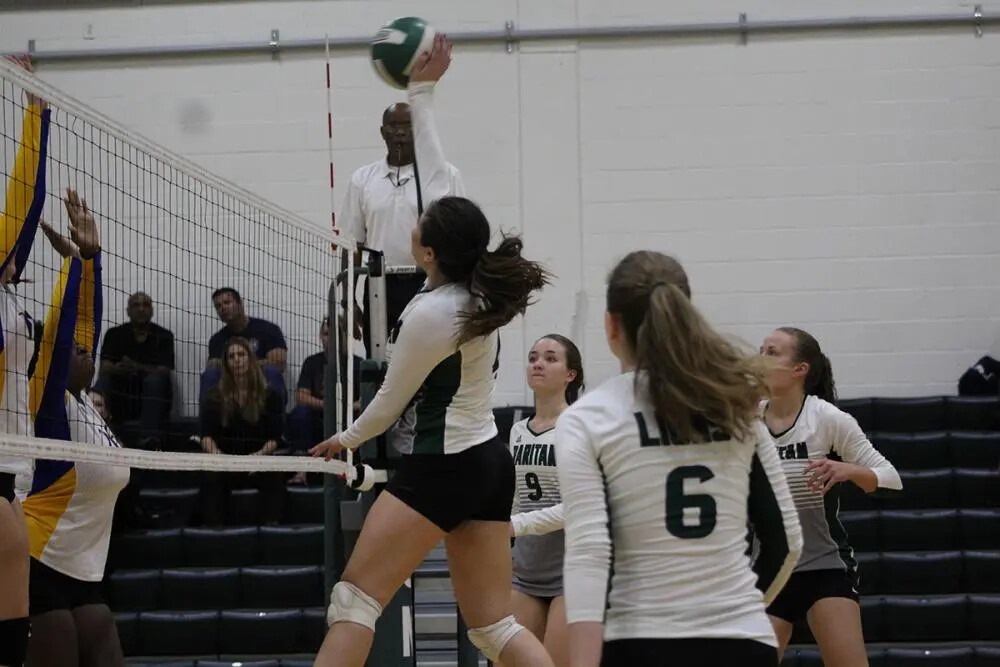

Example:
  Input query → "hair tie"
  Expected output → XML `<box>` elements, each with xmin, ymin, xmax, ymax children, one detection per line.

<box><xmin>651</xmin><ymin>281</ymin><xmax>668</xmax><ymax>291</ymax></box>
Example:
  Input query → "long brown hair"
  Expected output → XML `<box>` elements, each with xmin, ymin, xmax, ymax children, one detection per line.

<box><xmin>606</xmin><ymin>251</ymin><xmax>767</xmax><ymax>443</ymax></box>
<box><xmin>419</xmin><ymin>197</ymin><xmax>550</xmax><ymax>344</ymax></box>
<box><xmin>217</xmin><ymin>337</ymin><xmax>269</xmax><ymax>426</ymax></box>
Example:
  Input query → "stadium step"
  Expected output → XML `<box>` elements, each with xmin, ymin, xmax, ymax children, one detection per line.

<box><xmin>415</xmin><ymin>601</ymin><xmax>458</xmax><ymax>637</ymax></box>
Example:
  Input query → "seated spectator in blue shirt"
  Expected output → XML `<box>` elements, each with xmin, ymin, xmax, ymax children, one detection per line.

<box><xmin>289</xmin><ymin>318</ymin><xmax>329</xmax><ymax>453</ymax></box>
<box><xmin>201</xmin><ymin>287</ymin><xmax>287</xmax><ymax>403</ymax></box>
<box><xmin>99</xmin><ymin>291</ymin><xmax>174</xmax><ymax>447</ymax></box>
<box><xmin>287</xmin><ymin>315</ymin><xmax>362</xmax><ymax>484</ymax></box>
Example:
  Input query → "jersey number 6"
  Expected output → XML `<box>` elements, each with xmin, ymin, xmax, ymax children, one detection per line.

<box><xmin>665</xmin><ymin>465</ymin><xmax>717</xmax><ymax>539</ymax></box>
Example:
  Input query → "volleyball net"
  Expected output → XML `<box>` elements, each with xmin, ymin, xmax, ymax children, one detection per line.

<box><xmin>0</xmin><ymin>56</ymin><xmax>368</xmax><ymax>469</ymax></box>
<box><xmin>0</xmin><ymin>55</ymin><xmax>487</xmax><ymax>666</ymax></box>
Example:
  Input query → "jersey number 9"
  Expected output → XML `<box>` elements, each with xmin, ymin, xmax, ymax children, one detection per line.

<box><xmin>524</xmin><ymin>472</ymin><xmax>543</xmax><ymax>501</ymax></box>
<box><xmin>665</xmin><ymin>465</ymin><xmax>717</xmax><ymax>539</ymax></box>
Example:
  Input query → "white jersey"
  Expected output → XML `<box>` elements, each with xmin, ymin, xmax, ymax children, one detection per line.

<box><xmin>765</xmin><ymin>395</ymin><xmax>902</xmax><ymax>574</ymax></box>
<box><xmin>510</xmin><ymin>418</ymin><xmax>564</xmax><ymax>536</ymax></box>
<box><xmin>0</xmin><ymin>285</ymin><xmax>35</xmax><ymax>476</ymax></box>
<box><xmin>23</xmin><ymin>392</ymin><xmax>130</xmax><ymax>581</ymax></box>
<box><xmin>557</xmin><ymin>372</ymin><xmax>802</xmax><ymax>645</ymax></box>
<box><xmin>510</xmin><ymin>418</ymin><xmax>565</xmax><ymax>594</ymax></box>
<box><xmin>340</xmin><ymin>282</ymin><xmax>498</xmax><ymax>455</ymax></box>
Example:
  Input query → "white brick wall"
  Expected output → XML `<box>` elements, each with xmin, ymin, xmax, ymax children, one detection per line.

<box><xmin>2</xmin><ymin>0</ymin><xmax>999</xmax><ymax>407</ymax></box>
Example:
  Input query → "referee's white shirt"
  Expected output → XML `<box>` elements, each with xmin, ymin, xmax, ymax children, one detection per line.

<box><xmin>340</xmin><ymin>87</ymin><xmax>464</xmax><ymax>268</ymax></box>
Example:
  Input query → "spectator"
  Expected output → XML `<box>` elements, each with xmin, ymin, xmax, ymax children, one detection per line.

<box><xmin>208</xmin><ymin>287</ymin><xmax>286</xmax><ymax>371</ymax></box>
<box><xmin>202</xmin><ymin>287</ymin><xmax>287</xmax><ymax>403</ymax></box>
<box><xmin>99</xmin><ymin>291</ymin><xmax>174</xmax><ymax>446</ymax></box>
<box><xmin>287</xmin><ymin>314</ymin><xmax>362</xmax><ymax>484</ymax></box>
<box><xmin>200</xmin><ymin>337</ymin><xmax>285</xmax><ymax>526</ymax></box>
<box><xmin>341</xmin><ymin>102</ymin><xmax>463</xmax><ymax>351</ymax></box>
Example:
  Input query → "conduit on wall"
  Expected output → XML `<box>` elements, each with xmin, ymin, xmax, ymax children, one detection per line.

<box><xmin>7</xmin><ymin>7</ymin><xmax>998</xmax><ymax>63</ymax></box>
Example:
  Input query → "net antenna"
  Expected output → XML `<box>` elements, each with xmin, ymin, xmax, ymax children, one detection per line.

<box><xmin>325</xmin><ymin>35</ymin><xmax>358</xmax><ymax>470</ymax></box>
<box><xmin>325</xmin><ymin>34</ymin><xmax>347</xmax><ymax>465</ymax></box>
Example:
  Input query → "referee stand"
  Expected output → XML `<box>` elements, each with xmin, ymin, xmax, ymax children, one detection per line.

<box><xmin>325</xmin><ymin>251</ymin><xmax>484</xmax><ymax>667</ymax></box>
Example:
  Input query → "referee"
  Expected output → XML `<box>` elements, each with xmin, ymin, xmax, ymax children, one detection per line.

<box><xmin>340</xmin><ymin>102</ymin><xmax>464</xmax><ymax>351</ymax></box>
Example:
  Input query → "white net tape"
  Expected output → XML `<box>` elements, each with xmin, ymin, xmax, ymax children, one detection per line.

<box><xmin>0</xmin><ymin>433</ymin><xmax>387</xmax><ymax>483</ymax></box>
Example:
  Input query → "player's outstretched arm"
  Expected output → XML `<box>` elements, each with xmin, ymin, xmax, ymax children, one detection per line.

<box><xmin>408</xmin><ymin>35</ymin><xmax>455</xmax><ymax>204</ymax></box>
<box><xmin>557</xmin><ymin>409</ymin><xmax>608</xmax><ymax>667</ymax></box>
<box><xmin>748</xmin><ymin>423</ymin><xmax>803</xmax><ymax>605</ymax></box>
<box><xmin>1</xmin><ymin>56</ymin><xmax>51</xmax><ymax>280</ymax></box>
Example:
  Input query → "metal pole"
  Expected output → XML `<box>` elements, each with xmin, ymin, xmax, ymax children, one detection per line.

<box><xmin>9</xmin><ymin>9</ymin><xmax>996</xmax><ymax>63</ymax></box>
<box><xmin>361</xmin><ymin>258</ymin><xmax>416</xmax><ymax>666</ymax></box>
<box><xmin>322</xmin><ymin>276</ymin><xmax>345</xmax><ymax>596</ymax></box>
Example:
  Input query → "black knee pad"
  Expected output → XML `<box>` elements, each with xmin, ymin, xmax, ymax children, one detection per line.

<box><xmin>0</xmin><ymin>616</ymin><xmax>30</xmax><ymax>667</ymax></box>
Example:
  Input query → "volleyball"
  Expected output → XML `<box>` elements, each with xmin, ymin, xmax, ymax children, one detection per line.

<box><xmin>370</xmin><ymin>16</ymin><xmax>436</xmax><ymax>89</ymax></box>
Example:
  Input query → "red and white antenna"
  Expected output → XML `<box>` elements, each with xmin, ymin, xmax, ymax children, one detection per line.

<box><xmin>325</xmin><ymin>34</ymin><xmax>339</xmax><ymax>252</ymax></box>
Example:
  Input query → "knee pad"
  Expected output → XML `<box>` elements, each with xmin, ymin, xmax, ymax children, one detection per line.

<box><xmin>467</xmin><ymin>614</ymin><xmax>524</xmax><ymax>663</ymax></box>
<box><xmin>326</xmin><ymin>581</ymin><xmax>383</xmax><ymax>631</ymax></box>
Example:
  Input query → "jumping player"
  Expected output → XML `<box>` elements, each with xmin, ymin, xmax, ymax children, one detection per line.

<box><xmin>310</xmin><ymin>36</ymin><xmax>556</xmax><ymax>667</ymax></box>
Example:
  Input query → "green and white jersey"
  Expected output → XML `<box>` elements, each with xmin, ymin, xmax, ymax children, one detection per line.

<box><xmin>510</xmin><ymin>418</ymin><xmax>566</xmax><ymax>594</ymax></box>
<box><xmin>339</xmin><ymin>281</ymin><xmax>499</xmax><ymax>455</ymax></box>
<box><xmin>765</xmin><ymin>395</ymin><xmax>902</xmax><ymax>575</ymax></box>
<box><xmin>557</xmin><ymin>372</ymin><xmax>803</xmax><ymax>645</ymax></box>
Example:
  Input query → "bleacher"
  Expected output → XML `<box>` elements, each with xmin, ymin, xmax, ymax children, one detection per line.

<box><xmin>108</xmin><ymin>399</ymin><xmax>999</xmax><ymax>666</ymax></box>
<box><xmin>783</xmin><ymin>395</ymin><xmax>1000</xmax><ymax>666</ymax></box>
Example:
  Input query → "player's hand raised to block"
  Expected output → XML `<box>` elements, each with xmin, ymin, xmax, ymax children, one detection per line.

<box><xmin>410</xmin><ymin>34</ymin><xmax>452</xmax><ymax>84</ymax></box>
<box><xmin>63</xmin><ymin>189</ymin><xmax>101</xmax><ymax>259</ymax></box>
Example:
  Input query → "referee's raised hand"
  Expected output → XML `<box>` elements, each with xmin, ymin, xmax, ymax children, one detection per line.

<box><xmin>64</xmin><ymin>189</ymin><xmax>101</xmax><ymax>259</ymax></box>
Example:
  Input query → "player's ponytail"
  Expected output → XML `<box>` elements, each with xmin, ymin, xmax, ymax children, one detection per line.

<box><xmin>608</xmin><ymin>251</ymin><xmax>767</xmax><ymax>443</ymax></box>
<box><xmin>419</xmin><ymin>197</ymin><xmax>550</xmax><ymax>344</ymax></box>
<box><xmin>778</xmin><ymin>326</ymin><xmax>838</xmax><ymax>403</ymax></box>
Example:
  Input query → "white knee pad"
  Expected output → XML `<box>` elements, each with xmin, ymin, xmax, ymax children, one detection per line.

<box><xmin>467</xmin><ymin>614</ymin><xmax>525</xmax><ymax>663</ymax></box>
<box><xmin>326</xmin><ymin>581</ymin><xmax>383</xmax><ymax>630</ymax></box>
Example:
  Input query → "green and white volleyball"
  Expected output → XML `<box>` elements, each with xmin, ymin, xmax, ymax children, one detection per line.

<box><xmin>370</xmin><ymin>17</ymin><xmax>436</xmax><ymax>89</ymax></box>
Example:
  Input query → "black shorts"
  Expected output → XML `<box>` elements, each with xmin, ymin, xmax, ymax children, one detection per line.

<box><xmin>386</xmin><ymin>436</ymin><xmax>514</xmax><ymax>533</ymax></box>
<box><xmin>602</xmin><ymin>638</ymin><xmax>778</xmax><ymax>667</ymax></box>
<box><xmin>766</xmin><ymin>568</ymin><xmax>860</xmax><ymax>624</ymax></box>
<box><xmin>28</xmin><ymin>558</ymin><xmax>105</xmax><ymax>616</ymax></box>
<box><xmin>0</xmin><ymin>472</ymin><xmax>16</xmax><ymax>503</ymax></box>
<box><xmin>0</xmin><ymin>617</ymin><xmax>29</xmax><ymax>666</ymax></box>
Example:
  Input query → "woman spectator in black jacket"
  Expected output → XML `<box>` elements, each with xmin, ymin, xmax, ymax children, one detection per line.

<box><xmin>200</xmin><ymin>337</ymin><xmax>285</xmax><ymax>526</ymax></box>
